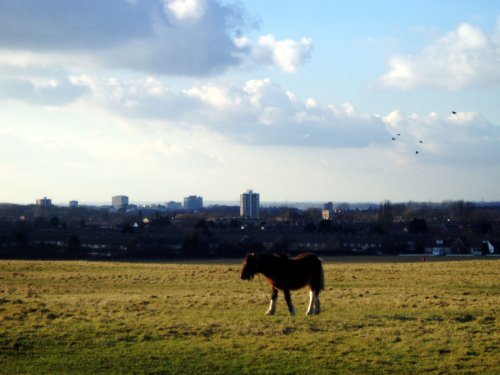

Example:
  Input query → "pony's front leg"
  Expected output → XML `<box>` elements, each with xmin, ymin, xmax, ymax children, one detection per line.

<box><xmin>266</xmin><ymin>287</ymin><xmax>278</xmax><ymax>315</ymax></box>
<box><xmin>283</xmin><ymin>289</ymin><xmax>296</xmax><ymax>316</ymax></box>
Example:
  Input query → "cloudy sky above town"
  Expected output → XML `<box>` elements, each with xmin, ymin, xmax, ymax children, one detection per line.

<box><xmin>1</xmin><ymin>0</ymin><xmax>499</xmax><ymax>205</ymax></box>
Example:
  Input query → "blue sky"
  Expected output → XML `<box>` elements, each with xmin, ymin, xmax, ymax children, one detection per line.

<box><xmin>0</xmin><ymin>0</ymin><xmax>499</xmax><ymax>204</ymax></box>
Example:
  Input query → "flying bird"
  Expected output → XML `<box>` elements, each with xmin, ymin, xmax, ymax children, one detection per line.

<box><xmin>418</xmin><ymin>140</ymin><xmax>423</xmax><ymax>144</ymax></box>
<box><xmin>392</xmin><ymin>137</ymin><xmax>396</xmax><ymax>141</ymax></box>
<box><xmin>452</xmin><ymin>111</ymin><xmax>456</xmax><ymax>115</ymax></box>
<box><xmin>415</xmin><ymin>151</ymin><xmax>419</xmax><ymax>154</ymax></box>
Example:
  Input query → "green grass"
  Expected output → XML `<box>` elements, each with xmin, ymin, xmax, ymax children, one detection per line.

<box><xmin>0</xmin><ymin>258</ymin><xmax>498</xmax><ymax>374</ymax></box>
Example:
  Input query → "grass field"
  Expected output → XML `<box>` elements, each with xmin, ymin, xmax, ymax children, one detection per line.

<box><xmin>0</xmin><ymin>257</ymin><xmax>498</xmax><ymax>374</ymax></box>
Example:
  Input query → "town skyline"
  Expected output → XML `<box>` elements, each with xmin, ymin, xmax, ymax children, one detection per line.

<box><xmin>1</xmin><ymin>1</ymin><xmax>499</xmax><ymax>204</ymax></box>
<box><xmin>13</xmin><ymin>192</ymin><xmax>500</xmax><ymax>211</ymax></box>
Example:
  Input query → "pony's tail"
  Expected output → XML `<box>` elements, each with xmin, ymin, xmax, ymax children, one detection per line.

<box><xmin>319</xmin><ymin>264</ymin><xmax>325</xmax><ymax>291</ymax></box>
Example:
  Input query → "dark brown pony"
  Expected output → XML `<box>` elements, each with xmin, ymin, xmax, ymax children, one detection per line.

<box><xmin>241</xmin><ymin>252</ymin><xmax>324</xmax><ymax>316</ymax></box>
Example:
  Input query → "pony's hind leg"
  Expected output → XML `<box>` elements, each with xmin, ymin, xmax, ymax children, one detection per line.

<box><xmin>306</xmin><ymin>290</ymin><xmax>316</xmax><ymax>315</ymax></box>
<box><xmin>283</xmin><ymin>289</ymin><xmax>296</xmax><ymax>316</ymax></box>
<box><xmin>314</xmin><ymin>290</ymin><xmax>321</xmax><ymax>315</ymax></box>
<box><xmin>266</xmin><ymin>287</ymin><xmax>278</xmax><ymax>315</ymax></box>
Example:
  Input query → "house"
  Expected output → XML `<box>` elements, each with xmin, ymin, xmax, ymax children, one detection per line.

<box><xmin>339</xmin><ymin>235</ymin><xmax>384</xmax><ymax>254</ymax></box>
<box><xmin>288</xmin><ymin>234</ymin><xmax>340</xmax><ymax>254</ymax></box>
<box><xmin>449</xmin><ymin>237</ymin><xmax>468</xmax><ymax>254</ymax></box>
<box><xmin>426</xmin><ymin>238</ymin><xmax>449</xmax><ymax>255</ymax></box>
<box><xmin>29</xmin><ymin>231</ymin><xmax>71</xmax><ymax>249</ymax></box>
<box><xmin>469</xmin><ymin>239</ymin><xmax>496</xmax><ymax>255</ymax></box>
<box><xmin>81</xmin><ymin>235</ymin><xmax>135</xmax><ymax>257</ymax></box>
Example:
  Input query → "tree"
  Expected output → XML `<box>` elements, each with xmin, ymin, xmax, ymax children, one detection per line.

<box><xmin>150</xmin><ymin>215</ymin><xmax>171</xmax><ymax>231</ymax></box>
<box><xmin>408</xmin><ymin>218</ymin><xmax>428</xmax><ymax>234</ymax></box>
<box><xmin>378</xmin><ymin>201</ymin><xmax>393</xmax><ymax>234</ymax></box>
<box><xmin>195</xmin><ymin>219</ymin><xmax>210</xmax><ymax>236</ymax></box>
<box><xmin>304</xmin><ymin>222</ymin><xmax>316</xmax><ymax>233</ymax></box>
<box><xmin>337</xmin><ymin>203</ymin><xmax>350</xmax><ymax>212</ymax></box>
<box><xmin>442</xmin><ymin>200</ymin><xmax>475</xmax><ymax>221</ymax></box>
<box><xmin>477</xmin><ymin>220</ymin><xmax>492</xmax><ymax>235</ymax></box>
<box><xmin>182</xmin><ymin>228</ymin><xmax>209</xmax><ymax>257</ymax></box>
<box><xmin>272</xmin><ymin>236</ymin><xmax>290</xmax><ymax>253</ymax></box>
<box><xmin>67</xmin><ymin>234</ymin><xmax>81</xmax><ymax>256</ymax></box>
<box><xmin>318</xmin><ymin>219</ymin><xmax>332</xmax><ymax>233</ymax></box>
<box><xmin>49</xmin><ymin>216</ymin><xmax>60</xmax><ymax>228</ymax></box>
<box><xmin>16</xmin><ymin>232</ymin><xmax>28</xmax><ymax>248</ymax></box>
<box><xmin>480</xmin><ymin>242</ymin><xmax>489</xmax><ymax>255</ymax></box>
<box><xmin>369</xmin><ymin>223</ymin><xmax>385</xmax><ymax>235</ymax></box>
<box><xmin>122</xmin><ymin>223</ymin><xmax>135</xmax><ymax>234</ymax></box>
<box><xmin>181</xmin><ymin>219</ymin><xmax>212</xmax><ymax>257</ymax></box>
<box><xmin>304</xmin><ymin>208</ymin><xmax>320</xmax><ymax>222</ymax></box>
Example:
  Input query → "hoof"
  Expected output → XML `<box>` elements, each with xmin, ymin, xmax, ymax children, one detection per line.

<box><xmin>266</xmin><ymin>310</ymin><xmax>275</xmax><ymax>316</ymax></box>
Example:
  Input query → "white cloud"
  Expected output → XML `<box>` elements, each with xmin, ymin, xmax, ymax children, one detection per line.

<box><xmin>4</xmin><ymin>70</ymin><xmax>498</xmax><ymax>166</ymax></box>
<box><xmin>68</xmin><ymin>76</ymin><xmax>388</xmax><ymax>148</ymax></box>
<box><xmin>165</xmin><ymin>0</ymin><xmax>207</xmax><ymax>21</ymax></box>
<box><xmin>0</xmin><ymin>77</ymin><xmax>88</xmax><ymax>105</ymax></box>
<box><xmin>238</xmin><ymin>35</ymin><xmax>313</xmax><ymax>73</ymax></box>
<box><xmin>381</xmin><ymin>22</ymin><xmax>500</xmax><ymax>90</ymax></box>
<box><xmin>186</xmin><ymin>84</ymin><xmax>240</xmax><ymax>107</ymax></box>
<box><xmin>306</xmin><ymin>98</ymin><xmax>318</xmax><ymax>108</ymax></box>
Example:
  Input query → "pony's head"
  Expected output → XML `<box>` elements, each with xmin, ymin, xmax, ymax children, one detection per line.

<box><xmin>241</xmin><ymin>253</ymin><xmax>258</xmax><ymax>280</ymax></box>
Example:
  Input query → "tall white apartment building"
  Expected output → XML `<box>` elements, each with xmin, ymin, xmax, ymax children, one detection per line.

<box><xmin>183</xmin><ymin>195</ymin><xmax>203</xmax><ymax>212</ymax></box>
<box><xmin>36</xmin><ymin>197</ymin><xmax>52</xmax><ymax>207</ymax></box>
<box><xmin>112</xmin><ymin>195</ymin><xmax>129</xmax><ymax>210</ymax></box>
<box><xmin>240</xmin><ymin>189</ymin><xmax>260</xmax><ymax>218</ymax></box>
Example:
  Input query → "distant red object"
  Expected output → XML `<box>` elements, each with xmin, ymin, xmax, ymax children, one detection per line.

<box><xmin>422</xmin><ymin>256</ymin><xmax>426</xmax><ymax>263</ymax></box>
